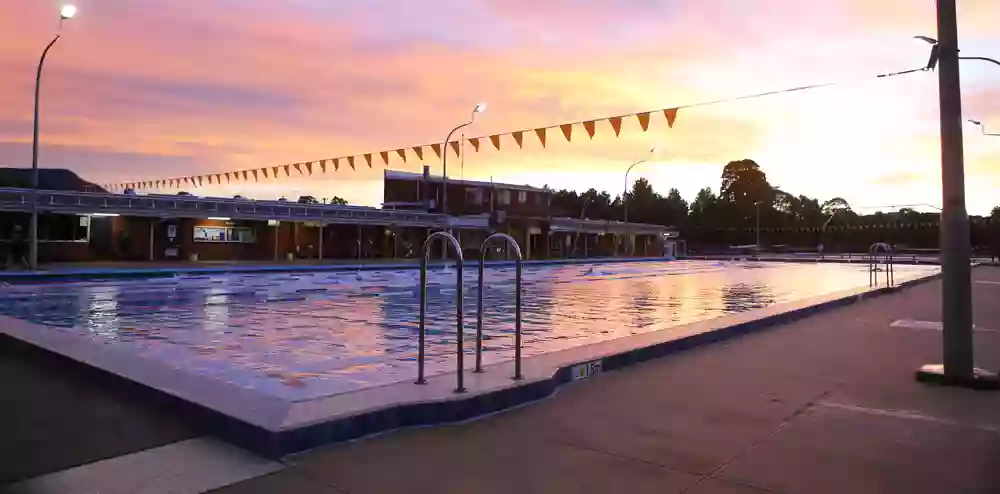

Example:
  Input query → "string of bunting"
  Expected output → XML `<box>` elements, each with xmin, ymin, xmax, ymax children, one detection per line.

<box><xmin>103</xmin><ymin>67</ymin><xmax>927</xmax><ymax>192</ymax></box>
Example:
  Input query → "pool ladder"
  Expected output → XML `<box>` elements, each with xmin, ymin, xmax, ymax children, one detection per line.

<box><xmin>868</xmin><ymin>242</ymin><xmax>894</xmax><ymax>287</ymax></box>
<box><xmin>414</xmin><ymin>232</ymin><xmax>524</xmax><ymax>393</ymax></box>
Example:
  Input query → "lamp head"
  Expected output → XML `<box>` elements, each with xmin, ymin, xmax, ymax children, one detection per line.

<box><xmin>474</xmin><ymin>103</ymin><xmax>486</xmax><ymax>113</ymax></box>
<box><xmin>913</xmin><ymin>36</ymin><xmax>937</xmax><ymax>45</ymax></box>
<box><xmin>968</xmin><ymin>120</ymin><xmax>982</xmax><ymax>126</ymax></box>
<box><xmin>60</xmin><ymin>4</ymin><xmax>77</xmax><ymax>20</ymax></box>
<box><xmin>649</xmin><ymin>146</ymin><xmax>659</xmax><ymax>154</ymax></box>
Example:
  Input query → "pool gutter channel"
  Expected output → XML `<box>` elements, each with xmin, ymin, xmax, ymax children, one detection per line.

<box><xmin>0</xmin><ymin>270</ymin><xmax>942</xmax><ymax>459</ymax></box>
<box><xmin>0</xmin><ymin>256</ymin><xmax>668</xmax><ymax>283</ymax></box>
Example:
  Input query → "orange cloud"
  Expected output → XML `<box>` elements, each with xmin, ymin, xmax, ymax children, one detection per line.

<box><xmin>1</xmin><ymin>0</ymin><xmax>999</xmax><ymax>214</ymax></box>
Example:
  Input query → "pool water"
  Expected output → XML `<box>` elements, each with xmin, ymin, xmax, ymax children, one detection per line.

<box><xmin>0</xmin><ymin>260</ymin><xmax>938</xmax><ymax>400</ymax></box>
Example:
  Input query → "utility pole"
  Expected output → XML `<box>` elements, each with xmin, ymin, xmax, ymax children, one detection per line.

<box><xmin>916</xmin><ymin>0</ymin><xmax>998</xmax><ymax>389</ymax></box>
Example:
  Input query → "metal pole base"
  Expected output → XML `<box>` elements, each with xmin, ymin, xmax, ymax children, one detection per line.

<box><xmin>454</xmin><ymin>387</ymin><xmax>467</xmax><ymax>394</ymax></box>
<box><xmin>415</xmin><ymin>379</ymin><xmax>427</xmax><ymax>385</ymax></box>
<box><xmin>473</xmin><ymin>369</ymin><xmax>484</xmax><ymax>374</ymax></box>
<box><xmin>915</xmin><ymin>364</ymin><xmax>1000</xmax><ymax>391</ymax></box>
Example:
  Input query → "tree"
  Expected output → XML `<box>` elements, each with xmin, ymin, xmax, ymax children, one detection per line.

<box><xmin>821</xmin><ymin>197</ymin><xmax>852</xmax><ymax>215</ymax></box>
<box><xmin>690</xmin><ymin>187</ymin><xmax>719</xmax><ymax>226</ymax></box>
<box><xmin>328</xmin><ymin>196</ymin><xmax>348</xmax><ymax>205</ymax></box>
<box><xmin>662</xmin><ymin>188</ymin><xmax>689</xmax><ymax>227</ymax></box>
<box><xmin>719</xmin><ymin>159</ymin><xmax>773</xmax><ymax>212</ymax></box>
<box><xmin>991</xmin><ymin>206</ymin><xmax>999</xmax><ymax>219</ymax></box>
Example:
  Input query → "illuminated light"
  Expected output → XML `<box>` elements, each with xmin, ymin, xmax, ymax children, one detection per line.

<box><xmin>90</xmin><ymin>213</ymin><xmax>119</xmax><ymax>217</ymax></box>
<box><xmin>60</xmin><ymin>5</ymin><xmax>77</xmax><ymax>20</ymax></box>
<box><xmin>208</xmin><ymin>217</ymin><xmax>231</xmax><ymax>221</ymax></box>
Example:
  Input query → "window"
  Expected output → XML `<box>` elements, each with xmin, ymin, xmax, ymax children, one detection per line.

<box><xmin>466</xmin><ymin>187</ymin><xmax>483</xmax><ymax>205</ymax></box>
<box><xmin>517</xmin><ymin>191</ymin><xmax>527</xmax><ymax>204</ymax></box>
<box><xmin>194</xmin><ymin>226</ymin><xmax>256</xmax><ymax>243</ymax></box>
<box><xmin>32</xmin><ymin>214</ymin><xmax>89</xmax><ymax>242</ymax></box>
<box><xmin>498</xmin><ymin>189</ymin><xmax>511</xmax><ymax>205</ymax></box>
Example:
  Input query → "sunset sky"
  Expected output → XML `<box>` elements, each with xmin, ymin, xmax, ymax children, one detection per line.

<box><xmin>1</xmin><ymin>0</ymin><xmax>998</xmax><ymax>214</ymax></box>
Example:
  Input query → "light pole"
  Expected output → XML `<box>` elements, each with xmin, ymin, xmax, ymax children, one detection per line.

<box><xmin>968</xmin><ymin>120</ymin><xmax>1000</xmax><ymax>137</ymax></box>
<box><xmin>915</xmin><ymin>36</ymin><xmax>1000</xmax><ymax>70</ymax></box>
<box><xmin>623</xmin><ymin>147</ymin><xmax>658</xmax><ymax>256</ymax></box>
<box><xmin>29</xmin><ymin>4</ymin><xmax>77</xmax><ymax>271</ymax></box>
<box><xmin>915</xmin><ymin>0</ymin><xmax>999</xmax><ymax>389</ymax></box>
<box><xmin>754</xmin><ymin>200</ymin><xmax>765</xmax><ymax>250</ymax></box>
<box><xmin>440</xmin><ymin>103</ymin><xmax>485</xmax><ymax>216</ymax></box>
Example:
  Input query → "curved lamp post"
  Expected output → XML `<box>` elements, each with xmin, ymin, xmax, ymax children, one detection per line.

<box><xmin>968</xmin><ymin>120</ymin><xmax>1000</xmax><ymax>137</ymax></box>
<box><xmin>29</xmin><ymin>4</ymin><xmax>77</xmax><ymax>270</ymax></box>
<box><xmin>440</xmin><ymin>103</ymin><xmax>485</xmax><ymax>216</ymax></box>
<box><xmin>621</xmin><ymin>147</ymin><xmax>658</xmax><ymax>256</ymax></box>
<box><xmin>915</xmin><ymin>35</ymin><xmax>1000</xmax><ymax>71</ymax></box>
<box><xmin>623</xmin><ymin>146</ymin><xmax>658</xmax><ymax>225</ymax></box>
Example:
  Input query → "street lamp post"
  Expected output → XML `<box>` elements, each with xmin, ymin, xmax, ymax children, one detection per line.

<box><xmin>754</xmin><ymin>200</ymin><xmax>765</xmax><ymax>250</ymax></box>
<box><xmin>968</xmin><ymin>120</ymin><xmax>1000</xmax><ymax>137</ymax></box>
<box><xmin>623</xmin><ymin>147</ymin><xmax>658</xmax><ymax>256</ymax></box>
<box><xmin>29</xmin><ymin>4</ymin><xmax>77</xmax><ymax>271</ymax></box>
<box><xmin>440</xmin><ymin>103</ymin><xmax>485</xmax><ymax>217</ymax></box>
<box><xmin>915</xmin><ymin>0</ymin><xmax>999</xmax><ymax>389</ymax></box>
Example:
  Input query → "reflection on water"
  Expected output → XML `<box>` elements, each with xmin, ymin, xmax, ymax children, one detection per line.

<box><xmin>0</xmin><ymin>261</ymin><xmax>938</xmax><ymax>400</ymax></box>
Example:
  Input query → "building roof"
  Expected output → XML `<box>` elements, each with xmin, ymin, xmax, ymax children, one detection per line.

<box><xmin>384</xmin><ymin>169</ymin><xmax>548</xmax><ymax>193</ymax></box>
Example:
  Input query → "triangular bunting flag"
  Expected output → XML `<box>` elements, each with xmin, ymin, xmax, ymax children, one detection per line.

<box><xmin>364</xmin><ymin>153</ymin><xmax>373</xmax><ymax>168</ymax></box>
<box><xmin>637</xmin><ymin>112</ymin><xmax>651</xmax><ymax>131</ymax></box>
<box><xmin>198</xmin><ymin>176</ymin><xmax>204</xmax><ymax>186</ymax></box>
<box><xmin>512</xmin><ymin>131</ymin><xmax>524</xmax><ymax>148</ymax></box>
<box><xmin>347</xmin><ymin>156</ymin><xmax>356</xmax><ymax>170</ymax></box>
<box><xmin>263</xmin><ymin>168</ymin><xmax>269</xmax><ymax>179</ymax></box>
<box><xmin>225</xmin><ymin>173</ymin><xmax>231</xmax><ymax>183</ymax></box>
<box><xmin>380</xmin><ymin>151</ymin><xmax>390</xmax><ymax>166</ymax></box>
<box><xmin>305</xmin><ymin>162</ymin><xmax>313</xmax><ymax>175</ymax></box>
<box><xmin>396</xmin><ymin>149</ymin><xmax>407</xmax><ymax>162</ymax></box>
<box><xmin>430</xmin><ymin>143</ymin><xmax>442</xmax><ymax>158</ymax></box>
<box><xmin>534</xmin><ymin>128</ymin><xmax>547</xmax><ymax>148</ymax></box>
<box><xmin>215</xmin><ymin>174</ymin><xmax>222</xmax><ymax>183</ymax></box>
<box><xmin>333</xmin><ymin>158</ymin><xmax>340</xmax><ymax>171</ymax></box>
<box><xmin>560</xmin><ymin>124</ymin><xmax>572</xmax><ymax>142</ymax></box>
<box><xmin>664</xmin><ymin>108</ymin><xmax>678</xmax><ymax>128</ymax></box>
<box><xmin>469</xmin><ymin>138</ymin><xmax>480</xmax><ymax>151</ymax></box>
<box><xmin>283</xmin><ymin>165</ymin><xmax>291</xmax><ymax>176</ymax></box>
<box><xmin>609</xmin><ymin>116</ymin><xmax>623</xmax><ymax>137</ymax></box>
<box><xmin>583</xmin><ymin>121</ymin><xmax>596</xmax><ymax>139</ymax></box>
<box><xmin>412</xmin><ymin>146</ymin><xmax>424</xmax><ymax>160</ymax></box>
<box><xmin>252</xmin><ymin>170</ymin><xmax>259</xmax><ymax>181</ymax></box>
<box><xmin>449</xmin><ymin>140</ymin><xmax>460</xmax><ymax>156</ymax></box>
<box><xmin>271</xmin><ymin>166</ymin><xmax>278</xmax><ymax>177</ymax></box>
<box><xmin>319</xmin><ymin>160</ymin><xmax>327</xmax><ymax>173</ymax></box>
<box><xmin>293</xmin><ymin>163</ymin><xmax>302</xmax><ymax>174</ymax></box>
<box><xmin>489</xmin><ymin>134</ymin><xmax>501</xmax><ymax>150</ymax></box>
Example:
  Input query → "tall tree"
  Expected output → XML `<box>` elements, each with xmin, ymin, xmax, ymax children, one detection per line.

<box><xmin>719</xmin><ymin>159</ymin><xmax>773</xmax><ymax>211</ymax></box>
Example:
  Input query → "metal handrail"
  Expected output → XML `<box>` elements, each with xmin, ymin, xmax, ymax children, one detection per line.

<box><xmin>868</xmin><ymin>242</ymin><xmax>895</xmax><ymax>287</ymax></box>
<box><xmin>474</xmin><ymin>233</ymin><xmax>524</xmax><ymax>380</ymax></box>
<box><xmin>415</xmin><ymin>231</ymin><xmax>467</xmax><ymax>393</ymax></box>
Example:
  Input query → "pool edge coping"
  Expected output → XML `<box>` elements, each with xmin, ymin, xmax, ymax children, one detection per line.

<box><xmin>0</xmin><ymin>267</ymin><xmax>944</xmax><ymax>458</ymax></box>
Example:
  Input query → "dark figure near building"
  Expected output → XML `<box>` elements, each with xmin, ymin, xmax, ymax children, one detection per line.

<box><xmin>4</xmin><ymin>224</ymin><xmax>29</xmax><ymax>269</ymax></box>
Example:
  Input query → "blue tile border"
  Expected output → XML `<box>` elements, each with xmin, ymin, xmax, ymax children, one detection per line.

<box><xmin>0</xmin><ymin>271</ymin><xmax>943</xmax><ymax>459</ymax></box>
<box><xmin>0</xmin><ymin>256</ymin><xmax>671</xmax><ymax>283</ymax></box>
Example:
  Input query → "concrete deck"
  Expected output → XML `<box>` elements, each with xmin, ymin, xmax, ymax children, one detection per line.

<box><xmin>2</xmin><ymin>267</ymin><xmax>998</xmax><ymax>493</ymax></box>
<box><xmin>215</xmin><ymin>266</ymin><xmax>1000</xmax><ymax>494</ymax></box>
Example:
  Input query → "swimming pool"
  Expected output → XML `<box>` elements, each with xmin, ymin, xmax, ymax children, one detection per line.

<box><xmin>0</xmin><ymin>260</ymin><xmax>938</xmax><ymax>401</ymax></box>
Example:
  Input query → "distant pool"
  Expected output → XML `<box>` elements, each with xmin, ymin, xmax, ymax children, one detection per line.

<box><xmin>0</xmin><ymin>260</ymin><xmax>938</xmax><ymax>400</ymax></box>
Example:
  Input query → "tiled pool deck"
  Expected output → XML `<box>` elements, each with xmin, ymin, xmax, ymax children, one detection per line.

<box><xmin>3</xmin><ymin>266</ymin><xmax>998</xmax><ymax>493</ymax></box>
